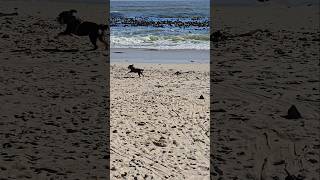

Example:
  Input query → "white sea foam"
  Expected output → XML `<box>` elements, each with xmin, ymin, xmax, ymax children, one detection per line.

<box><xmin>110</xmin><ymin>1</ymin><xmax>210</xmax><ymax>50</ymax></box>
<box><xmin>110</xmin><ymin>35</ymin><xmax>209</xmax><ymax>50</ymax></box>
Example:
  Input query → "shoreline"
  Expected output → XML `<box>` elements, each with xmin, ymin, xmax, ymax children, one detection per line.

<box><xmin>110</xmin><ymin>48</ymin><xmax>210</xmax><ymax>64</ymax></box>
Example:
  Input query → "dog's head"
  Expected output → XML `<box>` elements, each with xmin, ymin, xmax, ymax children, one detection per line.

<box><xmin>57</xmin><ymin>9</ymin><xmax>77</xmax><ymax>24</ymax></box>
<box><xmin>128</xmin><ymin>64</ymin><xmax>134</xmax><ymax>69</ymax></box>
<box><xmin>99</xmin><ymin>24</ymin><xmax>109</xmax><ymax>31</ymax></box>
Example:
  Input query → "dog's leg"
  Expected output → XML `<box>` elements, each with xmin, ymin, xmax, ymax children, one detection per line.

<box><xmin>126</xmin><ymin>71</ymin><xmax>132</xmax><ymax>75</ymax></box>
<box><xmin>89</xmin><ymin>33</ymin><xmax>98</xmax><ymax>51</ymax></box>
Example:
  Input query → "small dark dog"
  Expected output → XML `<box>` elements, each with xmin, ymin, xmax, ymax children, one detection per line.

<box><xmin>127</xmin><ymin>64</ymin><xmax>144</xmax><ymax>77</ymax></box>
<box><xmin>56</xmin><ymin>9</ymin><xmax>108</xmax><ymax>50</ymax></box>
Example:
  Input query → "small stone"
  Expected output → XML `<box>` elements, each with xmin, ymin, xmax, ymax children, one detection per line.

<box><xmin>153</xmin><ymin>139</ymin><xmax>166</xmax><ymax>147</ymax></box>
<box><xmin>282</xmin><ymin>105</ymin><xmax>302</xmax><ymax>119</ymax></box>
<box><xmin>172</xmin><ymin>140</ymin><xmax>178</xmax><ymax>146</ymax></box>
<box><xmin>121</xmin><ymin>172</ymin><xmax>127</xmax><ymax>177</ymax></box>
<box><xmin>137</xmin><ymin>122</ymin><xmax>145</xmax><ymax>126</ymax></box>
<box><xmin>199</xmin><ymin>95</ymin><xmax>204</xmax><ymax>99</ymax></box>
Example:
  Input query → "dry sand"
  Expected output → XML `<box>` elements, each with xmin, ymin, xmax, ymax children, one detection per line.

<box><xmin>0</xmin><ymin>0</ymin><xmax>109</xmax><ymax>179</ymax></box>
<box><xmin>110</xmin><ymin>63</ymin><xmax>210</xmax><ymax>179</ymax></box>
<box><xmin>211</xmin><ymin>3</ymin><xmax>319</xmax><ymax>180</ymax></box>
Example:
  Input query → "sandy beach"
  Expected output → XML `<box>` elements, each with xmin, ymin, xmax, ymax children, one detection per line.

<box><xmin>0</xmin><ymin>0</ymin><xmax>109</xmax><ymax>179</ymax></box>
<box><xmin>110</xmin><ymin>63</ymin><xmax>210</xmax><ymax>179</ymax></box>
<box><xmin>109</xmin><ymin>1</ymin><xmax>211</xmax><ymax>178</ymax></box>
<box><xmin>211</xmin><ymin>3</ymin><xmax>319</xmax><ymax>179</ymax></box>
<box><xmin>0</xmin><ymin>0</ymin><xmax>211</xmax><ymax>179</ymax></box>
<box><xmin>1</xmin><ymin>0</ymin><xmax>319</xmax><ymax>179</ymax></box>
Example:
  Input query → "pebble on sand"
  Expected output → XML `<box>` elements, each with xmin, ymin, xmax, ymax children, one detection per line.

<box><xmin>282</xmin><ymin>105</ymin><xmax>302</xmax><ymax>119</ymax></box>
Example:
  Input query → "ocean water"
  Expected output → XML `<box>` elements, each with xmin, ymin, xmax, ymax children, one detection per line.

<box><xmin>110</xmin><ymin>0</ymin><xmax>210</xmax><ymax>50</ymax></box>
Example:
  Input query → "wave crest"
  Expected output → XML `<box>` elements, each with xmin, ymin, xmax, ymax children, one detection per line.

<box><xmin>111</xmin><ymin>34</ymin><xmax>209</xmax><ymax>50</ymax></box>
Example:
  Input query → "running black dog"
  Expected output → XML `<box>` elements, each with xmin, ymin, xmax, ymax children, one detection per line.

<box><xmin>56</xmin><ymin>9</ymin><xmax>108</xmax><ymax>50</ymax></box>
<box><xmin>127</xmin><ymin>64</ymin><xmax>144</xmax><ymax>77</ymax></box>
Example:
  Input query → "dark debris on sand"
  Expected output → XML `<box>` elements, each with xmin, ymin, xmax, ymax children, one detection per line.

<box><xmin>282</xmin><ymin>105</ymin><xmax>302</xmax><ymax>119</ymax></box>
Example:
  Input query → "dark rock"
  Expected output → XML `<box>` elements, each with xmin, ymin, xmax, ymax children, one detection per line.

<box><xmin>153</xmin><ymin>139</ymin><xmax>166</xmax><ymax>147</ymax></box>
<box><xmin>199</xmin><ymin>95</ymin><xmax>204</xmax><ymax>99</ymax></box>
<box><xmin>137</xmin><ymin>122</ymin><xmax>145</xmax><ymax>126</ymax></box>
<box><xmin>121</xmin><ymin>172</ymin><xmax>127</xmax><ymax>177</ymax></box>
<box><xmin>282</xmin><ymin>105</ymin><xmax>302</xmax><ymax>119</ymax></box>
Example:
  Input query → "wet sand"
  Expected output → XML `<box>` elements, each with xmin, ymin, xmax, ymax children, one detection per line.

<box><xmin>111</xmin><ymin>48</ymin><xmax>209</xmax><ymax>64</ymax></box>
